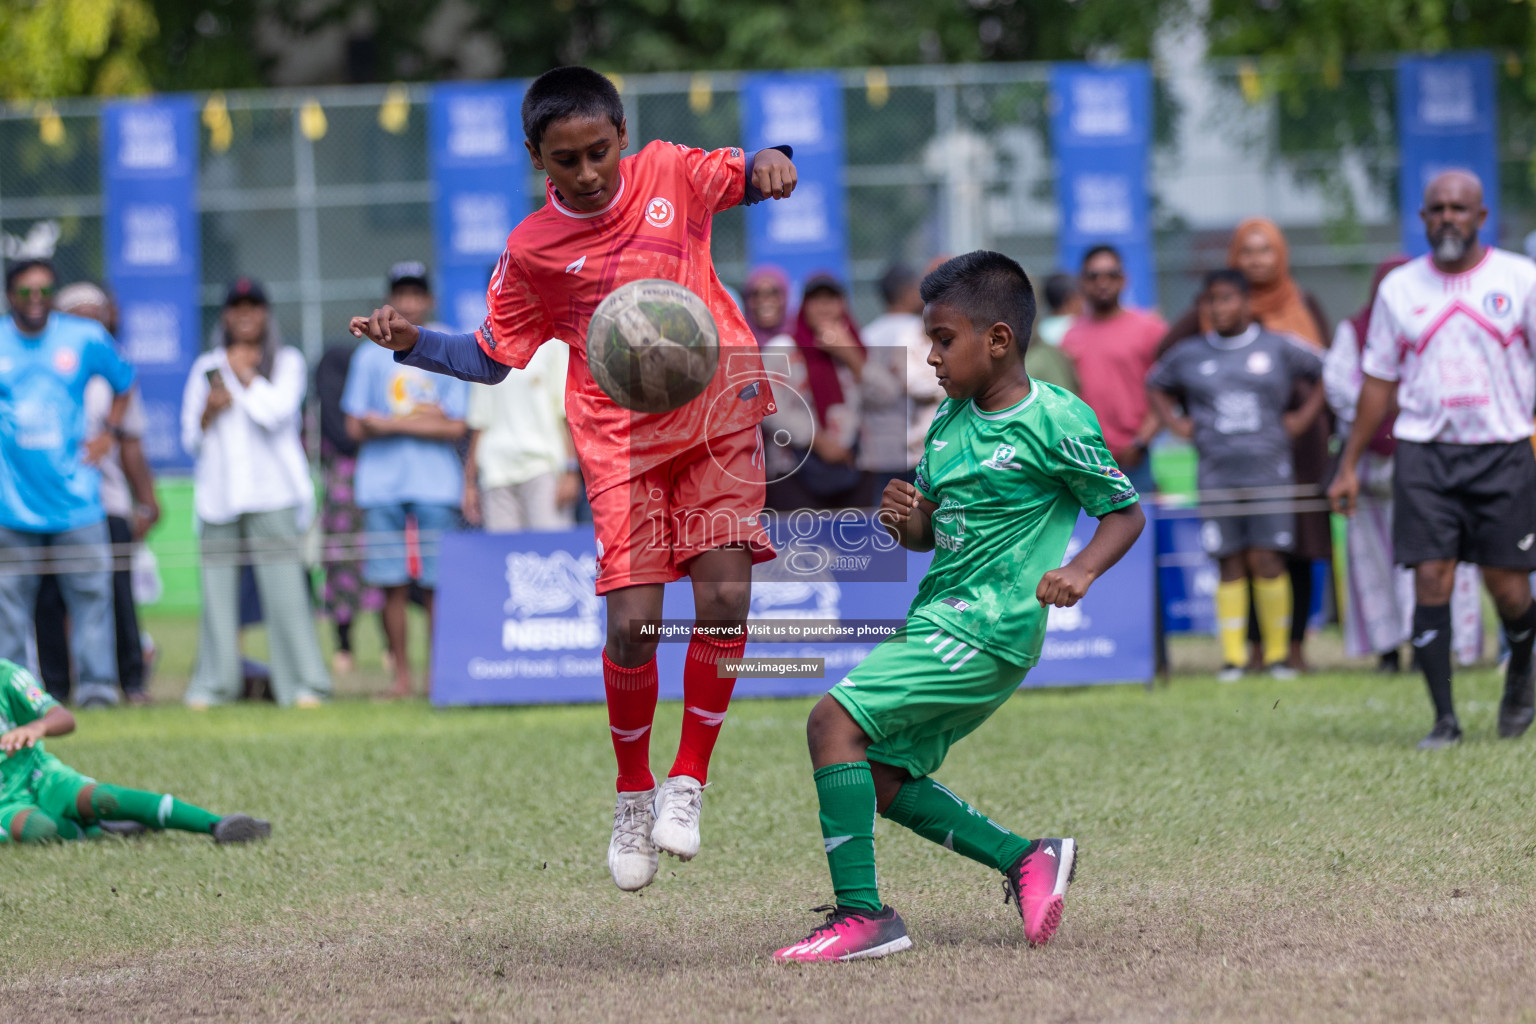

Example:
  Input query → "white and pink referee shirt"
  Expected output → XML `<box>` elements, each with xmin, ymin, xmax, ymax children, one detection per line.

<box><xmin>1363</xmin><ymin>248</ymin><xmax>1536</xmax><ymax>444</ymax></box>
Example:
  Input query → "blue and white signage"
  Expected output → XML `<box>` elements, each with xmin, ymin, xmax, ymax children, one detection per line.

<box><xmin>431</xmin><ymin>531</ymin><xmax>606</xmax><ymax>706</ymax></box>
<box><xmin>1156</xmin><ymin>509</ymin><xmax>1218</xmax><ymax>636</ymax></box>
<box><xmin>432</xmin><ymin>510</ymin><xmax>1155</xmax><ymax>707</ymax></box>
<box><xmin>740</xmin><ymin>71</ymin><xmax>849</xmax><ymax>292</ymax></box>
<box><xmin>1049</xmin><ymin>64</ymin><xmax>1155</xmax><ymax>309</ymax></box>
<box><xmin>428</xmin><ymin>81</ymin><xmax>529</xmax><ymax>332</ymax></box>
<box><xmin>101</xmin><ymin>97</ymin><xmax>201</xmax><ymax>470</ymax></box>
<box><xmin>1396</xmin><ymin>53</ymin><xmax>1499</xmax><ymax>257</ymax></box>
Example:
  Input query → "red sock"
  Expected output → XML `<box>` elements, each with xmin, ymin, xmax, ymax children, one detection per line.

<box><xmin>670</xmin><ymin>631</ymin><xmax>746</xmax><ymax>784</ymax></box>
<box><xmin>603</xmin><ymin>652</ymin><xmax>658</xmax><ymax>793</ymax></box>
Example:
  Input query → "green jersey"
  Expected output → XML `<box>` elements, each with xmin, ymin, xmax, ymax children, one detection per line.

<box><xmin>0</xmin><ymin>660</ymin><xmax>61</xmax><ymax>804</ymax></box>
<box><xmin>909</xmin><ymin>379</ymin><xmax>1139</xmax><ymax>666</ymax></box>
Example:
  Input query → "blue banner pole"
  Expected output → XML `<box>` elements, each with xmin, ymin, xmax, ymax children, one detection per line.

<box><xmin>1396</xmin><ymin>52</ymin><xmax>1500</xmax><ymax>257</ymax></box>
<box><xmin>428</xmin><ymin>81</ymin><xmax>530</xmax><ymax>332</ymax></box>
<box><xmin>1048</xmin><ymin>63</ymin><xmax>1154</xmax><ymax>308</ymax></box>
<box><xmin>101</xmin><ymin>96</ymin><xmax>201</xmax><ymax>471</ymax></box>
<box><xmin>740</xmin><ymin>71</ymin><xmax>849</xmax><ymax>294</ymax></box>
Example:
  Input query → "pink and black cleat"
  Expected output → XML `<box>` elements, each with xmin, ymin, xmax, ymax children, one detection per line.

<box><xmin>1004</xmin><ymin>838</ymin><xmax>1077</xmax><ymax>946</ymax></box>
<box><xmin>773</xmin><ymin>904</ymin><xmax>913</xmax><ymax>962</ymax></box>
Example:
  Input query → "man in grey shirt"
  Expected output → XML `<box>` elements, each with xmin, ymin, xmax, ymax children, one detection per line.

<box><xmin>1147</xmin><ymin>269</ymin><xmax>1326</xmax><ymax>680</ymax></box>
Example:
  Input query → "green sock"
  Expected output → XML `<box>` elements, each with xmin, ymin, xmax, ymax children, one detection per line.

<box><xmin>814</xmin><ymin>762</ymin><xmax>882</xmax><ymax>913</ymax></box>
<box><xmin>89</xmin><ymin>784</ymin><xmax>221</xmax><ymax>834</ymax></box>
<box><xmin>4</xmin><ymin>809</ymin><xmax>81</xmax><ymax>843</ymax></box>
<box><xmin>882</xmin><ymin>776</ymin><xmax>1033</xmax><ymax>872</ymax></box>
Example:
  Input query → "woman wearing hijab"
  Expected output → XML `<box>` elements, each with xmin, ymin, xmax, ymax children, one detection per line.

<box><xmin>761</xmin><ymin>273</ymin><xmax>869</xmax><ymax>510</ymax></box>
<box><xmin>1157</xmin><ymin>219</ymin><xmax>1333</xmax><ymax>670</ymax></box>
<box><xmin>743</xmin><ymin>265</ymin><xmax>792</xmax><ymax>346</ymax></box>
<box><xmin>180</xmin><ymin>278</ymin><xmax>330</xmax><ymax>707</ymax></box>
<box><xmin>1324</xmin><ymin>258</ymin><xmax>1483</xmax><ymax>671</ymax></box>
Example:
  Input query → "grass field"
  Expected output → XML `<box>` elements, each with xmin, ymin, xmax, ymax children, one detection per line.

<box><xmin>4</xmin><ymin>621</ymin><xmax>1536</xmax><ymax>1024</ymax></box>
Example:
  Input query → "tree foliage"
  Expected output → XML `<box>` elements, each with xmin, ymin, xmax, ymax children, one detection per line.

<box><xmin>0</xmin><ymin>0</ymin><xmax>157</xmax><ymax>101</ymax></box>
<box><xmin>1202</xmin><ymin>0</ymin><xmax>1536</xmax><ymax>209</ymax></box>
<box><xmin>245</xmin><ymin>0</ymin><xmax>1184</xmax><ymax>84</ymax></box>
<box><xmin>1204</xmin><ymin>0</ymin><xmax>1536</xmax><ymax>69</ymax></box>
<box><xmin>6</xmin><ymin>0</ymin><xmax>1536</xmax><ymax>101</ymax></box>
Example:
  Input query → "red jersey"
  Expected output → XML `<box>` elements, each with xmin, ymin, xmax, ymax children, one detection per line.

<box><xmin>475</xmin><ymin>140</ymin><xmax>776</xmax><ymax>497</ymax></box>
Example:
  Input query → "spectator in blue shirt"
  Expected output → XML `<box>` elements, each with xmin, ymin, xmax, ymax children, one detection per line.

<box><xmin>342</xmin><ymin>265</ymin><xmax>467</xmax><ymax>699</ymax></box>
<box><xmin>0</xmin><ymin>259</ymin><xmax>135</xmax><ymax>707</ymax></box>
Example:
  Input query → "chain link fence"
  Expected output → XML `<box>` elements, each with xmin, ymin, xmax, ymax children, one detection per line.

<box><xmin>4</xmin><ymin>58</ymin><xmax>1535</xmax><ymax>362</ymax></box>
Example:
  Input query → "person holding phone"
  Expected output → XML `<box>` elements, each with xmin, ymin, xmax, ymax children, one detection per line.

<box><xmin>179</xmin><ymin>279</ymin><xmax>330</xmax><ymax>708</ymax></box>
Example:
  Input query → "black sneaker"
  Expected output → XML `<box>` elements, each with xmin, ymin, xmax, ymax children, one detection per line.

<box><xmin>1497</xmin><ymin>666</ymin><xmax>1535</xmax><ymax>739</ymax></box>
<box><xmin>1416</xmin><ymin>716</ymin><xmax>1462</xmax><ymax>750</ymax></box>
<box><xmin>96</xmin><ymin>820</ymin><xmax>148</xmax><ymax>837</ymax></box>
<box><xmin>1376</xmin><ymin>650</ymin><xmax>1401</xmax><ymax>674</ymax></box>
<box><xmin>212</xmin><ymin>814</ymin><xmax>271</xmax><ymax>844</ymax></box>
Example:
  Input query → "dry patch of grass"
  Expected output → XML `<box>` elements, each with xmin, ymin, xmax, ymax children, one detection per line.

<box><xmin>5</xmin><ymin>662</ymin><xmax>1536</xmax><ymax>1022</ymax></box>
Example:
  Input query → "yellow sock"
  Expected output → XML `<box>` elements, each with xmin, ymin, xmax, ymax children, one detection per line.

<box><xmin>1215</xmin><ymin>579</ymin><xmax>1249</xmax><ymax>668</ymax></box>
<box><xmin>1252</xmin><ymin>573</ymin><xmax>1293</xmax><ymax>666</ymax></box>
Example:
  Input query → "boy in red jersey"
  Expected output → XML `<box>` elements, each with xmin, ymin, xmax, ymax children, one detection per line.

<box><xmin>350</xmin><ymin>66</ymin><xmax>797</xmax><ymax>892</ymax></box>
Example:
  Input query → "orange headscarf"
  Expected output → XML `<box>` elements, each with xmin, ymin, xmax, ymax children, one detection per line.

<box><xmin>1224</xmin><ymin>218</ymin><xmax>1324</xmax><ymax>347</ymax></box>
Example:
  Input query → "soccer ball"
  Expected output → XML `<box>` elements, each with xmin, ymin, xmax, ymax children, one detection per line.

<box><xmin>586</xmin><ymin>279</ymin><xmax>719</xmax><ymax>414</ymax></box>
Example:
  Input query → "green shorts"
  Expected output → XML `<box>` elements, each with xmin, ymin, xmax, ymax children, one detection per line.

<box><xmin>831</xmin><ymin>618</ymin><xmax>1028</xmax><ymax>778</ymax></box>
<box><xmin>0</xmin><ymin>755</ymin><xmax>94</xmax><ymax>841</ymax></box>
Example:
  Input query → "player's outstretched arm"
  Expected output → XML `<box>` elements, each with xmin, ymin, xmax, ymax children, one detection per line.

<box><xmin>746</xmin><ymin>148</ymin><xmax>797</xmax><ymax>203</ymax></box>
<box><xmin>347</xmin><ymin>310</ymin><xmax>510</xmax><ymax>386</ymax></box>
<box><xmin>878</xmin><ymin>478</ymin><xmax>936</xmax><ymax>552</ymax></box>
<box><xmin>1036</xmin><ymin>503</ymin><xmax>1145</xmax><ymax>609</ymax></box>
<box><xmin>349</xmin><ymin>304</ymin><xmax>419</xmax><ymax>352</ymax></box>
<box><xmin>0</xmin><ymin>705</ymin><xmax>75</xmax><ymax>754</ymax></box>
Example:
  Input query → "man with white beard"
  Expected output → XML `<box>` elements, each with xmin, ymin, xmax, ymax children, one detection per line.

<box><xmin>1331</xmin><ymin>170</ymin><xmax>1536</xmax><ymax>749</ymax></box>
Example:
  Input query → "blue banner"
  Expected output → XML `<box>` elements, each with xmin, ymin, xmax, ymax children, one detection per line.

<box><xmin>431</xmin><ymin>511</ymin><xmax>1154</xmax><ymax>707</ymax></box>
<box><xmin>740</xmin><ymin>71</ymin><xmax>849</xmax><ymax>293</ymax></box>
<box><xmin>1154</xmin><ymin>508</ymin><xmax>1328</xmax><ymax>636</ymax></box>
<box><xmin>101</xmin><ymin>97</ymin><xmax>201</xmax><ymax>471</ymax></box>
<box><xmin>428</xmin><ymin>81</ymin><xmax>528</xmax><ymax>332</ymax></box>
<box><xmin>1156</xmin><ymin>509</ymin><xmax>1218</xmax><ymax>636</ymax></box>
<box><xmin>1396</xmin><ymin>53</ymin><xmax>1499</xmax><ymax>257</ymax></box>
<box><xmin>1049</xmin><ymin>64</ymin><xmax>1154</xmax><ymax>309</ymax></box>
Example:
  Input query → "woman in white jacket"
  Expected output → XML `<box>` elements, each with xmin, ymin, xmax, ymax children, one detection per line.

<box><xmin>180</xmin><ymin>279</ymin><xmax>330</xmax><ymax>707</ymax></box>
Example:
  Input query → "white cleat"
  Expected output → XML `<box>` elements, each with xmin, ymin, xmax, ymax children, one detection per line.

<box><xmin>608</xmin><ymin>788</ymin><xmax>659</xmax><ymax>891</ymax></box>
<box><xmin>651</xmin><ymin>774</ymin><xmax>705</xmax><ymax>861</ymax></box>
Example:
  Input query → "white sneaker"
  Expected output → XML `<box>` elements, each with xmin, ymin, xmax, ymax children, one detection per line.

<box><xmin>608</xmin><ymin>788</ymin><xmax>659</xmax><ymax>891</ymax></box>
<box><xmin>1216</xmin><ymin>665</ymin><xmax>1244</xmax><ymax>684</ymax></box>
<box><xmin>651</xmin><ymin>775</ymin><xmax>705</xmax><ymax>861</ymax></box>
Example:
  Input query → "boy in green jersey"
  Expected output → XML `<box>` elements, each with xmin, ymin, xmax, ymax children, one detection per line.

<box><xmin>0</xmin><ymin>660</ymin><xmax>269</xmax><ymax>844</ymax></box>
<box><xmin>773</xmin><ymin>251</ymin><xmax>1145</xmax><ymax>962</ymax></box>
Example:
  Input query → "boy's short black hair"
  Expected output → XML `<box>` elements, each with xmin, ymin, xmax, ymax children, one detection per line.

<box><xmin>1080</xmin><ymin>243</ymin><xmax>1121</xmax><ymax>269</ymax></box>
<box><xmin>920</xmin><ymin>250</ymin><xmax>1036</xmax><ymax>346</ymax></box>
<box><xmin>4</xmin><ymin>258</ymin><xmax>55</xmax><ymax>294</ymax></box>
<box><xmin>1043</xmin><ymin>272</ymin><xmax>1077</xmax><ymax>313</ymax></box>
<box><xmin>522</xmin><ymin>66</ymin><xmax>625</xmax><ymax>150</ymax></box>
<box><xmin>1203</xmin><ymin>268</ymin><xmax>1250</xmax><ymax>294</ymax></box>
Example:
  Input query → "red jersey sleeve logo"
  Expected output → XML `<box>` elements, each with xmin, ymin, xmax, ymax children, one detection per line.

<box><xmin>645</xmin><ymin>196</ymin><xmax>675</xmax><ymax>228</ymax></box>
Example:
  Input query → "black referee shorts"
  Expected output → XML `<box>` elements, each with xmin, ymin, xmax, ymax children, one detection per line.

<box><xmin>1393</xmin><ymin>439</ymin><xmax>1536</xmax><ymax>569</ymax></box>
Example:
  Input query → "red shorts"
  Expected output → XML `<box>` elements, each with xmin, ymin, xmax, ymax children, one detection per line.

<box><xmin>589</xmin><ymin>426</ymin><xmax>776</xmax><ymax>595</ymax></box>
